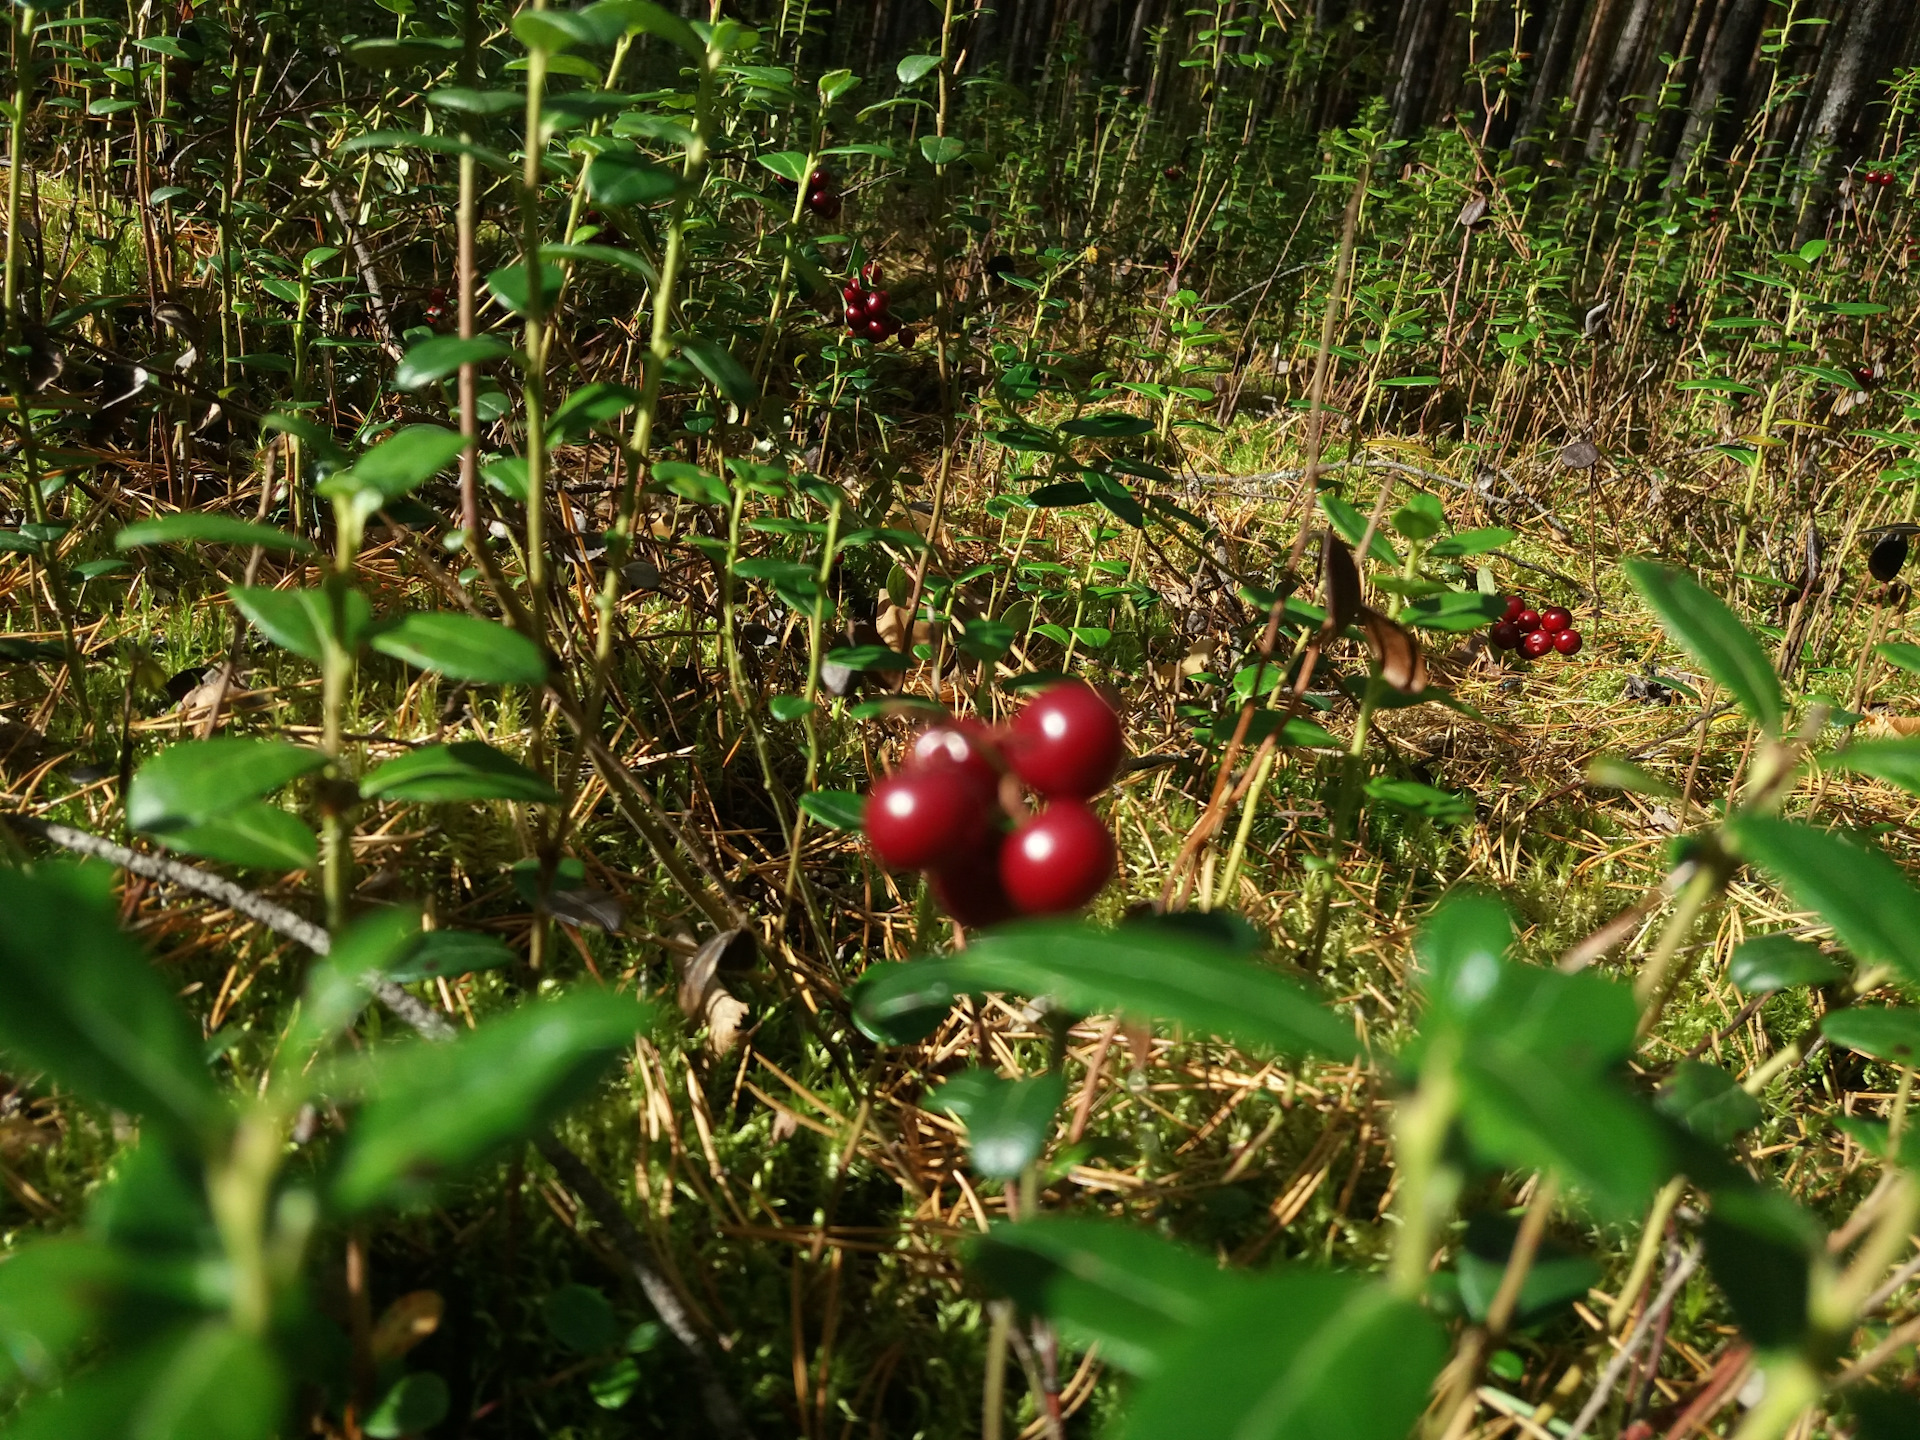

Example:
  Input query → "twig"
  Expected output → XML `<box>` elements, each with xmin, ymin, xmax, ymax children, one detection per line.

<box><xmin>1562</xmin><ymin>1242</ymin><xmax>1703</xmax><ymax>1440</ymax></box>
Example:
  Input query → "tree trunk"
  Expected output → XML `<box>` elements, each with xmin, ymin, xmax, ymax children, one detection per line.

<box><xmin>1582</xmin><ymin>0</ymin><xmax>1662</xmax><ymax>158</ymax></box>
<box><xmin>1792</xmin><ymin>0</ymin><xmax>1910</xmax><ymax>241</ymax></box>
<box><xmin>1122</xmin><ymin>0</ymin><xmax>1154</xmax><ymax>89</ymax></box>
<box><xmin>1513</xmin><ymin>0</ymin><xmax>1593</xmax><ymax>160</ymax></box>
<box><xmin>1388</xmin><ymin>0</ymin><xmax>1450</xmax><ymax>137</ymax></box>
<box><xmin>1665</xmin><ymin>0</ymin><xmax>1766</xmax><ymax>189</ymax></box>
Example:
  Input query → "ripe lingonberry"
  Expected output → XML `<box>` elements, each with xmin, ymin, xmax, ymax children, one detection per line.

<box><xmin>1514</xmin><ymin>609</ymin><xmax>1542</xmax><ymax>633</ymax></box>
<box><xmin>1001</xmin><ymin>802</ymin><xmax>1116</xmax><ymax>916</ymax></box>
<box><xmin>933</xmin><ymin>833</ymin><xmax>1016</xmax><ymax>928</ymax></box>
<box><xmin>1553</xmin><ymin>629</ymin><xmax>1583</xmax><ymax>655</ymax></box>
<box><xmin>897</xmin><ymin>326</ymin><xmax>917</xmax><ymax>348</ymax></box>
<box><xmin>1501</xmin><ymin>595</ymin><xmax>1525</xmax><ymax>623</ymax></box>
<box><xmin>1006</xmin><ymin>681</ymin><xmax>1124</xmax><ymax>799</ymax></box>
<box><xmin>1488</xmin><ymin>620</ymin><xmax>1522</xmax><ymax>651</ymax></box>
<box><xmin>1521</xmin><ymin>629</ymin><xmax>1553</xmax><ymax>659</ymax></box>
<box><xmin>806</xmin><ymin>188</ymin><xmax>839</xmax><ymax>219</ymax></box>
<box><xmin>863</xmin><ymin>289</ymin><xmax>891</xmax><ymax>317</ymax></box>
<box><xmin>1539</xmin><ymin>606</ymin><xmax>1572</xmax><ymax>634</ymax></box>
<box><xmin>910</xmin><ymin>720</ymin><xmax>1002</xmax><ymax>800</ymax></box>
<box><xmin>866</xmin><ymin>769</ymin><xmax>989</xmax><ymax>871</ymax></box>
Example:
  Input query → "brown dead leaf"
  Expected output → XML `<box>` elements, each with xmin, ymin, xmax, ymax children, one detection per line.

<box><xmin>1863</xmin><ymin>713</ymin><xmax>1920</xmax><ymax>738</ymax></box>
<box><xmin>370</xmin><ymin>1290</ymin><xmax>443</xmax><ymax>1365</ymax></box>
<box><xmin>1359</xmin><ymin>607</ymin><xmax>1427</xmax><ymax>694</ymax></box>
<box><xmin>675</xmin><ymin>927</ymin><xmax>756</xmax><ymax>1056</ymax></box>
<box><xmin>876</xmin><ymin>604</ymin><xmax>940</xmax><ymax>651</ymax></box>
<box><xmin>1320</xmin><ymin>531</ymin><xmax>1361</xmax><ymax>635</ymax></box>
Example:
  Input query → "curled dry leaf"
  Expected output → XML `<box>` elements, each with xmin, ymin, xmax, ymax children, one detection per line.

<box><xmin>370</xmin><ymin>1290</ymin><xmax>444</xmax><ymax>1364</ymax></box>
<box><xmin>1863</xmin><ymin>713</ymin><xmax>1920</xmax><ymax>739</ymax></box>
<box><xmin>1560</xmin><ymin>440</ymin><xmax>1599</xmax><ymax>470</ymax></box>
<box><xmin>1320</xmin><ymin>529</ymin><xmax>1361</xmax><ymax>636</ymax></box>
<box><xmin>1458</xmin><ymin>194</ymin><xmax>1490</xmax><ymax>229</ymax></box>
<box><xmin>1359</xmin><ymin>607</ymin><xmax>1427</xmax><ymax>694</ymax></box>
<box><xmin>675</xmin><ymin>926</ymin><xmax>756</xmax><ymax>1056</ymax></box>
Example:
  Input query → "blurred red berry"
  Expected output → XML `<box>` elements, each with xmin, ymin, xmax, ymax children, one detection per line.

<box><xmin>1006</xmin><ymin>681</ymin><xmax>1124</xmax><ymax>799</ymax></box>
<box><xmin>866</xmin><ymin>770</ymin><xmax>989</xmax><ymax>870</ymax></box>
<box><xmin>932</xmin><ymin>833</ymin><xmax>1016</xmax><ymax>928</ymax></box>
<box><xmin>1488</xmin><ymin>621</ymin><xmax>1522</xmax><ymax>650</ymax></box>
<box><xmin>1001</xmin><ymin>803</ymin><xmax>1116</xmax><ymax>916</ymax></box>
<box><xmin>910</xmin><ymin>721</ymin><xmax>1002</xmax><ymax>800</ymax></box>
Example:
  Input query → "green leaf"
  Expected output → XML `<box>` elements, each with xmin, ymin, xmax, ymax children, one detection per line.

<box><xmin>679</xmin><ymin>336</ymin><xmax>757</xmax><ymax>408</ymax></box>
<box><xmin>0</xmin><ymin>867</ymin><xmax>223</xmax><ymax>1144</ymax></box>
<box><xmin>798</xmin><ymin>790</ymin><xmax>864</xmax><ymax>830</ymax></box>
<box><xmin>1454</xmin><ymin>1214</ymin><xmax>1600</xmax><ymax>1326</ymax></box>
<box><xmin>970</xmin><ymin>1219</ymin><xmax>1249</xmax><ymax>1376</ymax></box>
<box><xmin>925</xmin><ymin>1069</ymin><xmax>1066</xmax><ymax>1179</ymax></box>
<box><xmin>919</xmin><ymin>135</ymin><xmax>966</xmax><ymax>167</ymax></box>
<box><xmin>115</xmin><ymin>515</ymin><xmax>314</xmax><ymax>555</ymax></box>
<box><xmin>1427</xmin><ymin>527</ymin><xmax>1516</xmax><ymax>559</ymax></box>
<box><xmin>897</xmin><ymin>53</ymin><xmax>941</xmax><ymax>84</ymax></box>
<box><xmin>333</xmin><ymin>990</ymin><xmax>651</xmax><ymax>1211</ymax></box>
<box><xmin>1728</xmin><ymin>817</ymin><xmax>1920</xmax><ymax>987</ymax></box>
<box><xmin>335</xmin><ymin>425</ymin><xmax>469</xmax><ymax>504</ymax></box>
<box><xmin>852</xmin><ymin>920</ymin><xmax>1358</xmax><ymax>1060</ymax></box>
<box><xmin>592</xmin><ymin>0</ymin><xmax>705</xmax><ymax>55</ymax></box>
<box><xmin>340</xmin><ymin>128</ymin><xmax>515</xmax><ymax>174</ymax></box>
<box><xmin>768</xmin><ymin>695</ymin><xmax>815</xmax><ymax>722</ymax></box>
<box><xmin>260</xmin><ymin>411</ymin><xmax>349</xmax><ymax>473</ymax></box>
<box><xmin>228</xmin><ymin>584</ymin><xmax>372</xmax><ymax>663</ymax></box>
<box><xmin>1586</xmin><ymin>755</ymin><xmax>1680</xmax><ymax>798</ymax></box>
<box><xmin>395</xmin><ymin>334</ymin><xmax>513</xmax><ymax>391</ymax></box>
<box><xmin>127</xmin><ymin>738</ymin><xmax>327</xmax><ymax>833</ymax></box>
<box><xmin>1836</xmin><ymin>739</ymin><xmax>1920</xmax><ymax>797</ymax></box>
<box><xmin>1320</xmin><ymin>493</ymin><xmax>1399</xmax><ymax>566</ymax></box>
<box><xmin>1058</xmin><ymin>411</ymin><xmax>1154</xmax><ymax>439</ymax></box>
<box><xmin>487</xmin><ymin>261</ymin><xmax>565</xmax><ymax>316</ymax></box>
<box><xmin>1123</xmin><ymin>1272</ymin><xmax>1446</xmax><ymax>1440</ymax></box>
<box><xmin>1413</xmin><ymin>892</ymin><xmax>1515</xmax><ymax>1018</ymax></box>
<box><xmin>154</xmin><ymin>800</ymin><xmax>319</xmax><ymax>871</ymax></box>
<box><xmin>1363</xmin><ymin>776</ymin><xmax>1471</xmax><ymax>822</ymax></box>
<box><xmin>0</xmin><ymin>1239</ymin><xmax>127</xmax><ymax>1387</ymax></box>
<box><xmin>360</xmin><ymin>742</ymin><xmax>559</xmax><ymax>804</ymax></box>
<box><xmin>548</xmin><ymin>382</ymin><xmax>642</xmax><ymax>445</ymax></box>
<box><xmin>345</xmin><ymin>35</ymin><xmax>465</xmax><ymax>69</ymax></box>
<box><xmin>651</xmin><ymin>460</ymin><xmax>729</xmax><ymax>505</ymax></box>
<box><xmin>1822</xmin><ymin>1008</ymin><xmax>1920</xmax><ymax>1065</ymax></box>
<box><xmin>1401</xmin><ymin>591</ymin><xmax>1506</xmax><ymax>632</ymax></box>
<box><xmin>1702</xmin><ymin>1186</ymin><xmax>1817</xmax><ymax>1350</ymax></box>
<box><xmin>1656</xmin><ymin>1061</ymin><xmax>1763</xmax><ymax>1145</ymax></box>
<box><xmin>756</xmin><ymin>149</ymin><xmax>810</xmax><ymax>182</ymax></box>
<box><xmin>1876</xmin><ymin>641</ymin><xmax>1920</xmax><ymax>675</ymax></box>
<box><xmin>1623</xmin><ymin>560</ymin><xmax>1783</xmax><ymax>733</ymax></box>
<box><xmin>1728</xmin><ymin>934</ymin><xmax>1842</xmax><ymax>994</ymax></box>
<box><xmin>585</xmin><ymin>148</ymin><xmax>678</xmax><ymax>207</ymax></box>
<box><xmin>1390</xmin><ymin>492</ymin><xmax>1445</xmax><ymax>541</ymax></box>
<box><xmin>545</xmin><ymin>1283</ymin><xmax>620</xmax><ymax>1354</ymax></box>
<box><xmin>369</xmin><ymin>612</ymin><xmax>548</xmax><ymax>686</ymax></box>
<box><xmin>384</xmin><ymin>930</ymin><xmax>516</xmax><ymax>985</ymax></box>
<box><xmin>826</xmin><ymin>643</ymin><xmax>911</xmax><ymax>673</ymax></box>
<box><xmin>364</xmin><ymin>1372</ymin><xmax>449</xmax><ymax>1439</ymax></box>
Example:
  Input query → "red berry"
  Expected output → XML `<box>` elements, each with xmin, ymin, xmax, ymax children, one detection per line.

<box><xmin>1514</xmin><ymin>609</ymin><xmax>1541</xmax><ymax>633</ymax></box>
<box><xmin>1521</xmin><ymin>629</ymin><xmax>1553</xmax><ymax>659</ymax></box>
<box><xmin>1006</xmin><ymin>681</ymin><xmax>1124</xmax><ymax>799</ymax></box>
<box><xmin>863</xmin><ymin>289</ymin><xmax>891</xmax><ymax>317</ymax></box>
<box><xmin>1539</xmin><ymin>606</ymin><xmax>1572</xmax><ymax>634</ymax></box>
<box><xmin>932</xmin><ymin>833</ymin><xmax>1016</xmax><ymax>928</ymax></box>
<box><xmin>1553</xmin><ymin>628</ymin><xmax>1583</xmax><ymax>656</ymax></box>
<box><xmin>897</xmin><ymin>326</ymin><xmax>917</xmax><ymax>348</ymax></box>
<box><xmin>807</xmin><ymin>189</ymin><xmax>840</xmax><ymax>219</ymax></box>
<box><xmin>843</xmin><ymin>283</ymin><xmax>864</xmax><ymax>303</ymax></box>
<box><xmin>1501</xmin><ymin>595</ymin><xmax>1526</xmax><ymax>623</ymax></box>
<box><xmin>1000</xmin><ymin>803</ymin><xmax>1116</xmax><ymax>916</ymax></box>
<box><xmin>909</xmin><ymin>720</ymin><xmax>1002</xmax><ymax>799</ymax></box>
<box><xmin>865</xmin><ymin>770</ymin><xmax>989</xmax><ymax>870</ymax></box>
<box><xmin>809</xmin><ymin>168</ymin><xmax>831</xmax><ymax>190</ymax></box>
<box><xmin>860</xmin><ymin>262</ymin><xmax>883</xmax><ymax>288</ymax></box>
<box><xmin>861</xmin><ymin>315</ymin><xmax>890</xmax><ymax>339</ymax></box>
<box><xmin>1488</xmin><ymin>621</ymin><xmax>1522</xmax><ymax>650</ymax></box>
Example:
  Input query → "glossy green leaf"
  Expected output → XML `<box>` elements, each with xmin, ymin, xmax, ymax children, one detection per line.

<box><xmin>127</xmin><ymin>738</ymin><xmax>327</xmax><ymax>833</ymax></box>
<box><xmin>1657</xmin><ymin>1061</ymin><xmax>1763</xmax><ymax>1145</ymax></box>
<box><xmin>333</xmin><ymin>424</ymin><xmax>469</xmax><ymax>504</ymax></box>
<box><xmin>825</xmin><ymin>643</ymin><xmax>911</xmax><ymax>673</ymax></box>
<box><xmin>852</xmin><ymin>920</ymin><xmax>1358</xmax><ymax>1059</ymax></box>
<box><xmin>920</xmin><ymin>135</ymin><xmax>965</xmax><ymax>167</ymax></box>
<box><xmin>1454</xmin><ymin>1214</ymin><xmax>1600</xmax><ymax>1326</ymax></box>
<box><xmin>115</xmin><ymin>515</ymin><xmax>313</xmax><ymax>555</ymax></box>
<box><xmin>487</xmin><ymin>261</ymin><xmax>565</xmax><ymax>316</ymax></box>
<box><xmin>1413</xmin><ymin>891</ymin><xmax>1515</xmax><ymax>1018</ymax></box>
<box><xmin>1702</xmin><ymin>1186</ymin><xmax>1817</xmax><ymax>1349</ymax></box>
<box><xmin>970</xmin><ymin>1219</ymin><xmax>1250</xmax><ymax>1376</ymax></box>
<box><xmin>925</xmin><ymin>1069</ymin><xmax>1066</xmax><ymax>1179</ymax></box>
<box><xmin>1427</xmin><ymin>527</ymin><xmax>1515</xmax><ymax>558</ymax></box>
<box><xmin>585</xmin><ymin>148</ymin><xmax>678</xmax><ymax>207</ymax></box>
<box><xmin>1059</xmin><ymin>411</ymin><xmax>1154</xmax><ymax>439</ymax></box>
<box><xmin>1836</xmin><ymin>739</ymin><xmax>1920</xmax><ymax>797</ymax></box>
<box><xmin>153</xmin><ymin>800</ymin><xmax>319</xmax><ymax>871</ymax></box>
<box><xmin>1623</xmin><ymin>560</ymin><xmax>1782</xmax><ymax>733</ymax></box>
<box><xmin>1729</xmin><ymin>817</ymin><xmax>1920</xmax><ymax>987</ymax></box>
<box><xmin>369</xmin><ymin>612</ymin><xmax>548</xmax><ymax>685</ymax></box>
<box><xmin>1122</xmin><ymin>1272</ymin><xmax>1446</xmax><ymax>1440</ymax></box>
<box><xmin>756</xmin><ymin>149</ymin><xmax>810</xmax><ymax>182</ymax></box>
<box><xmin>360</xmin><ymin>742</ymin><xmax>558</xmax><ymax>804</ymax></box>
<box><xmin>1822</xmin><ymin>1008</ymin><xmax>1920</xmax><ymax>1065</ymax></box>
<box><xmin>797</xmin><ymin>790</ymin><xmax>864</xmax><ymax>830</ymax></box>
<box><xmin>289</xmin><ymin>908</ymin><xmax>424</xmax><ymax>1054</ymax></box>
<box><xmin>1321</xmin><ymin>493</ymin><xmax>1399</xmax><ymax>566</ymax></box>
<box><xmin>1727</xmin><ymin>934</ymin><xmax>1841</xmax><ymax>994</ymax></box>
<box><xmin>229</xmin><ymin>583</ymin><xmax>371</xmax><ymax>663</ymax></box>
<box><xmin>1390</xmin><ymin>493</ymin><xmax>1445</xmax><ymax>541</ymax></box>
<box><xmin>364</xmin><ymin>1372</ymin><xmax>449</xmax><ymax>1439</ymax></box>
<box><xmin>544</xmin><ymin>1284</ymin><xmax>619</xmax><ymax>1354</ymax></box>
<box><xmin>548</xmin><ymin>382</ymin><xmax>642</xmax><ymax>445</ymax></box>
<box><xmin>0</xmin><ymin>866</ymin><xmax>221</xmax><ymax>1145</ymax></box>
<box><xmin>897</xmin><ymin>53</ymin><xmax>941</xmax><ymax>84</ymax></box>
<box><xmin>333</xmin><ymin>990</ymin><xmax>651</xmax><ymax>1211</ymax></box>
<box><xmin>261</xmin><ymin>411</ymin><xmax>349</xmax><ymax>473</ymax></box>
<box><xmin>1877</xmin><ymin>641</ymin><xmax>1920</xmax><ymax>676</ymax></box>
<box><xmin>1364</xmin><ymin>776</ymin><xmax>1471</xmax><ymax>822</ymax></box>
<box><xmin>384</xmin><ymin>930</ymin><xmax>516</xmax><ymax>984</ymax></box>
<box><xmin>589</xmin><ymin>0</ymin><xmax>704</xmax><ymax>55</ymax></box>
<box><xmin>395</xmin><ymin>334</ymin><xmax>513</xmax><ymax>391</ymax></box>
<box><xmin>679</xmin><ymin>336</ymin><xmax>757</xmax><ymax>408</ymax></box>
<box><xmin>1401</xmin><ymin>591</ymin><xmax>1505</xmax><ymax>632</ymax></box>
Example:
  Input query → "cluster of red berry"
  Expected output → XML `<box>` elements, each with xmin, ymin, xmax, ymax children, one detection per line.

<box><xmin>1489</xmin><ymin>598</ymin><xmax>1583</xmax><ymax>658</ymax></box>
<box><xmin>865</xmin><ymin>682</ymin><xmax>1123</xmax><ymax>926</ymax></box>
<box><xmin>843</xmin><ymin>264</ymin><xmax>912</xmax><ymax>346</ymax></box>
<box><xmin>1862</xmin><ymin>170</ymin><xmax>1899</xmax><ymax>189</ymax></box>
<box><xmin>805</xmin><ymin>166</ymin><xmax>841</xmax><ymax>220</ymax></box>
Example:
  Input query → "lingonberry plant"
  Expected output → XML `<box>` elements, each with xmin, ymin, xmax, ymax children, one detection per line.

<box><xmin>8</xmin><ymin>0</ymin><xmax>1920</xmax><ymax>1435</ymax></box>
